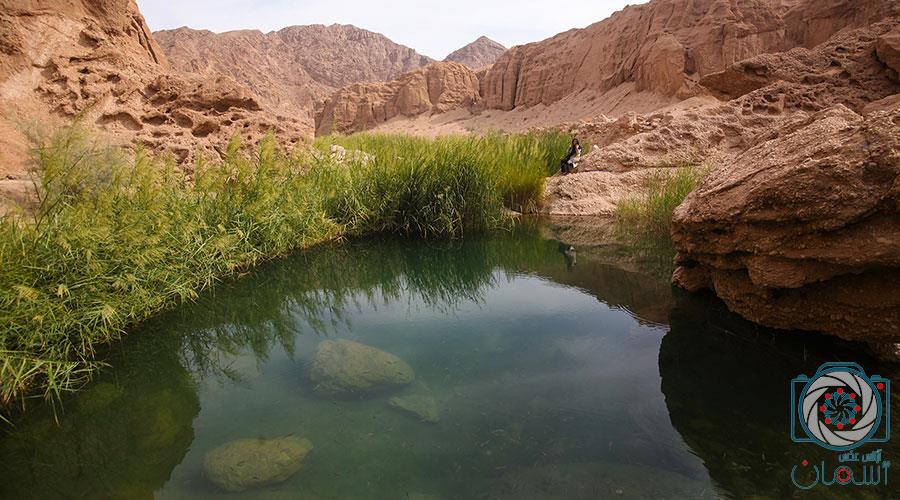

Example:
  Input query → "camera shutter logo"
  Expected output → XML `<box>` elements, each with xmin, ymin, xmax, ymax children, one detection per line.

<box><xmin>791</xmin><ymin>362</ymin><xmax>890</xmax><ymax>451</ymax></box>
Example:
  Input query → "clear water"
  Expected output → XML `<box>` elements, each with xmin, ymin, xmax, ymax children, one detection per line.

<box><xmin>1</xmin><ymin>219</ymin><xmax>897</xmax><ymax>499</ymax></box>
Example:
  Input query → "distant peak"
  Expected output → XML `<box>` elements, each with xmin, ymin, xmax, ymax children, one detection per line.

<box><xmin>444</xmin><ymin>36</ymin><xmax>507</xmax><ymax>68</ymax></box>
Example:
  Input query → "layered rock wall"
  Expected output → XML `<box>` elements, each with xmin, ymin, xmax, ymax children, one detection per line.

<box><xmin>315</xmin><ymin>62</ymin><xmax>480</xmax><ymax>135</ymax></box>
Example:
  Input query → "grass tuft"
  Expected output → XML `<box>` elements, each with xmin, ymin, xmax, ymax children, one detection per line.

<box><xmin>615</xmin><ymin>165</ymin><xmax>706</xmax><ymax>238</ymax></box>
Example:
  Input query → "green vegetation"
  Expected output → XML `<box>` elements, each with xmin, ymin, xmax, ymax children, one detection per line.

<box><xmin>315</xmin><ymin>131</ymin><xmax>571</xmax><ymax>213</ymax></box>
<box><xmin>613</xmin><ymin>165</ymin><xmax>706</xmax><ymax>276</ymax></box>
<box><xmin>615</xmin><ymin>165</ymin><xmax>706</xmax><ymax>238</ymax></box>
<box><xmin>0</xmin><ymin>126</ymin><xmax>569</xmax><ymax>417</ymax></box>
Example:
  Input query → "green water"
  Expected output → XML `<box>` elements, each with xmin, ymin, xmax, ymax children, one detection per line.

<box><xmin>1</xmin><ymin>219</ymin><xmax>897</xmax><ymax>499</ymax></box>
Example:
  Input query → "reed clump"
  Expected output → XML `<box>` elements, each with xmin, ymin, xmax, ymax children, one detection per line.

<box><xmin>615</xmin><ymin>165</ymin><xmax>706</xmax><ymax>237</ymax></box>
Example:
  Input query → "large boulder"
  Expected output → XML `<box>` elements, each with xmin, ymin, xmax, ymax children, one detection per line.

<box><xmin>877</xmin><ymin>32</ymin><xmax>900</xmax><ymax>75</ymax></box>
<box><xmin>671</xmin><ymin>104</ymin><xmax>900</xmax><ymax>340</ymax></box>
<box><xmin>309</xmin><ymin>339</ymin><xmax>415</xmax><ymax>395</ymax></box>
<box><xmin>202</xmin><ymin>436</ymin><xmax>313</xmax><ymax>492</ymax></box>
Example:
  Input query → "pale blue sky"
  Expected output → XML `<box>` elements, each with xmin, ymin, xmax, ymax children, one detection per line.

<box><xmin>138</xmin><ymin>0</ymin><xmax>647</xmax><ymax>60</ymax></box>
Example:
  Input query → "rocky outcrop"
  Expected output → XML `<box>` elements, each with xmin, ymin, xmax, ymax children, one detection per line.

<box><xmin>153</xmin><ymin>25</ymin><xmax>434</xmax><ymax>125</ymax></box>
<box><xmin>670</xmin><ymin>104</ymin><xmax>900</xmax><ymax>340</ymax></box>
<box><xmin>540</xmin><ymin>17</ymin><xmax>900</xmax><ymax>216</ymax></box>
<box><xmin>541</xmin><ymin>169</ymin><xmax>665</xmax><ymax>216</ymax></box>
<box><xmin>202</xmin><ymin>437</ymin><xmax>313</xmax><ymax>492</ymax></box>
<box><xmin>444</xmin><ymin>36</ymin><xmax>506</xmax><ymax>69</ymax></box>
<box><xmin>315</xmin><ymin>62</ymin><xmax>480</xmax><ymax>135</ymax></box>
<box><xmin>700</xmin><ymin>16</ymin><xmax>900</xmax><ymax>109</ymax></box>
<box><xmin>877</xmin><ymin>31</ymin><xmax>900</xmax><ymax>75</ymax></box>
<box><xmin>480</xmin><ymin>0</ymin><xmax>895</xmax><ymax>112</ymax></box>
<box><xmin>0</xmin><ymin>0</ymin><xmax>309</xmax><ymax>177</ymax></box>
<box><xmin>309</xmin><ymin>339</ymin><xmax>415</xmax><ymax>395</ymax></box>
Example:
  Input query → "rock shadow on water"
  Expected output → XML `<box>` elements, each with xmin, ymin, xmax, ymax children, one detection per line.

<box><xmin>660</xmin><ymin>290</ymin><xmax>900</xmax><ymax>499</ymax></box>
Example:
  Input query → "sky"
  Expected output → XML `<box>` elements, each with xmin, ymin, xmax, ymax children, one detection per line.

<box><xmin>137</xmin><ymin>0</ymin><xmax>647</xmax><ymax>60</ymax></box>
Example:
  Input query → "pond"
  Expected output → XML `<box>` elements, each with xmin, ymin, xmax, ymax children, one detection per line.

<box><xmin>1</xmin><ymin>218</ymin><xmax>897</xmax><ymax>499</ymax></box>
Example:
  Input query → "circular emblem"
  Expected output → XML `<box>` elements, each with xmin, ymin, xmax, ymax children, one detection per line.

<box><xmin>799</xmin><ymin>366</ymin><xmax>882</xmax><ymax>450</ymax></box>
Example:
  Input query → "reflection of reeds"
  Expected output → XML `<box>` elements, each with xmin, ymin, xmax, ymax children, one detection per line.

<box><xmin>170</xmin><ymin>229</ymin><xmax>558</xmax><ymax>379</ymax></box>
<box><xmin>0</xmin><ymin>124</ymin><xmax>566</xmax><ymax>416</ymax></box>
<box><xmin>616</xmin><ymin>165</ymin><xmax>705</xmax><ymax>237</ymax></box>
<box><xmin>614</xmin><ymin>165</ymin><xmax>707</xmax><ymax>277</ymax></box>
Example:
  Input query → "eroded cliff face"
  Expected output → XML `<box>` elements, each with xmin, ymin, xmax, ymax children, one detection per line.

<box><xmin>0</xmin><ymin>0</ymin><xmax>309</xmax><ymax>184</ymax></box>
<box><xmin>315</xmin><ymin>62</ymin><xmax>480</xmax><ymax>135</ymax></box>
<box><xmin>313</xmin><ymin>0</ymin><xmax>896</xmax><ymax>137</ymax></box>
<box><xmin>533</xmin><ymin>11</ymin><xmax>900</xmax><ymax>342</ymax></box>
<box><xmin>670</xmin><ymin>104</ymin><xmax>900</xmax><ymax>340</ymax></box>
<box><xmin>480</xmin><ymin>0</ymin><xmax>894</xmax><ymax>111</ymax></box>
<box><xmin>563</xmin><ymin>17</ymin><xmax>900</xmax><ymax>175</ymax></box>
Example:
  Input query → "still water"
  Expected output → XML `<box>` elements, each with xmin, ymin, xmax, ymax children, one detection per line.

<box><xmin>1</xmin><ymin>218</ymin><xmax>897</xmax><ymax>499</ymax></box>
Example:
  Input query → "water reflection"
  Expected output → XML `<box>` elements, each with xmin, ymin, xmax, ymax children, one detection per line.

<box><xmin>0</xmin><ymin>218</ymin><xmax>895</xmax><ymax>499</ymax></box>
<box><xmin>0</xmin><ymin>329</ymin><xmax>199</xmax><ymax>499</ymax></box>
<box><xmin>661</xmin><ymin>291</ymin><xmax>900</xmax><ymax>499</ymax></box>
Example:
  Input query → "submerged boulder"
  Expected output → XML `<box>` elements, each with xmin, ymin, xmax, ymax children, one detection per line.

<box><xmin>202</xmin><ymin>436</ymin><xmax>313</xmax><ymax>492</ymax></box>
<box><xmin>389</xmin><ymin>391</ymin><xmax>440</xmax><ymax>424</ymax></box>
<box><xmin>309</xmin><ymin>339</ymin><xmax>415</xmax><ymax>395</ymax></box>
<box><xmin>671</xmin><ymin>105</ymin><xmax>900</xmax><ymax>340</ymax></box>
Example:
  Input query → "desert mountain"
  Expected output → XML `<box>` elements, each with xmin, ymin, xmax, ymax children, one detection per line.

<box><xmin>153</xmin><ymin>25</ymin><xmax>434</xmax><ymax>124</ymax></box>
<box><xmin>444</xmin><ymin>36</ymin><xmax>506</xmax><ymax>69</ymax></box>
<box><xmin>315</xmin><ymin>0</ymin><xmax>895</xmax><ymax>135</ymax></box>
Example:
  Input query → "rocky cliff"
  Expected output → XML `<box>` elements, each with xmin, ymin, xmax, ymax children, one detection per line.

<box><xmin>664</xmin><ymin>18</ymin><xmax>900</xmax><ymax>340</ymax></box>
<box><xmin>0</xmin><ymin>0</ymin><xmax>308</xmax><ymax>203</ymax></box>
<box><xmin>153</xmin><ymin>25</ymin><xmax>434</xmax><ymax>125</ymax></box>
<box><xmin>315</xmin><ymin>0</ymin><xmax>895</xmax><ymax>136</ymax></box>
<box><xmin>671</xmin><ymin>104</ymin><xmax>899</xmax><ymax>340</ymax></box>
<box><xmin>538</xmin><ymin>11</ymin><xmax>900</xmax><ymax>340</ymax></box>
<box><xmin>444</xmin><ymin>36</ymin><xmax>506</xmax><ymax>69</ymax></box>
<box><xmin>481</xmin><ymin>0</ymin><xmax>893</xmax><ymax>111</ymax></box>
<box><xmin>315</xmin><ymin>62</ymin><xmax>480</xmax><ymax>135</ymax></box>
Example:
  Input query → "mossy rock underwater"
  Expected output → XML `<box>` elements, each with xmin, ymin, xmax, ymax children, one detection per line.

<box><xmin>388</xmin><ymin>392</ymin><xmax>440</xmax><ymax>424</ymax></box>
<box><xmin>202</xmin><ymin>436</ymin><xmax>314</xmax><ymax>492</ymax></box>
<box><xmin>309</xmin><ymin>339</ymin><xmax>415</xmax><ymax>396</ymax></box>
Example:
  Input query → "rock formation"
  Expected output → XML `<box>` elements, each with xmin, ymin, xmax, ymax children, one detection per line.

<box><xmin>388</xmin><ymin>385</ymin><xmax>440</xmax><ymax>423</ymax></box>
<box><xmin>313</xmin><ymin>0</ymin><xmax>896</xmax><ymax>137</ymax></box>
<box><xmin>444</xmin><ymin>36</ymin><xmax>506</xmax><ymax>69</ymax></box>
<box><xmin>480</xmin><ymin>0</ymin><xmax>894</xmax><ymax>112</ymax></box>
<box><xmin>541</xmin><ymin>15</ymin><xmax>900</xmax><ymax>210</ymax></box>
<box><xmin>309</xmin><ymin>339</ymin><xmax>415</xmax><ymax>395</ymax></box>
<box><xmin>0</xmin><ymin>0</ymin><xmax>309</xmax><ymax>189</ymax></box>
<box><xmin>153</xmin><ymin>25</ymin><xmax>434</xmax><ymax>126</ymax></box>
<box><xmin>202</xmin><ymin>437</ymin><xmax>314</xmax><ymax>492</ymax></box>
<box><xmin>531</xmin><ymin>11</ymin><xmax>900</xmax><ymax>341</ymax></box>
<box><xmin>670</xmin><ymin>104</ymin><xmax>900</xmax><ymax>340</ymax></box>
<box><xmin>315</xmin><ymin>62</ymin><xmax>480</xmax><ymax>135</ymax></box>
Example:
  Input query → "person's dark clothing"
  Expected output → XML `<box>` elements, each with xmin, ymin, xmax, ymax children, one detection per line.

<box><xmin>560</xmin><ymin>144</ymin><xmax>582</xmax><ymax>174</ymax></box>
